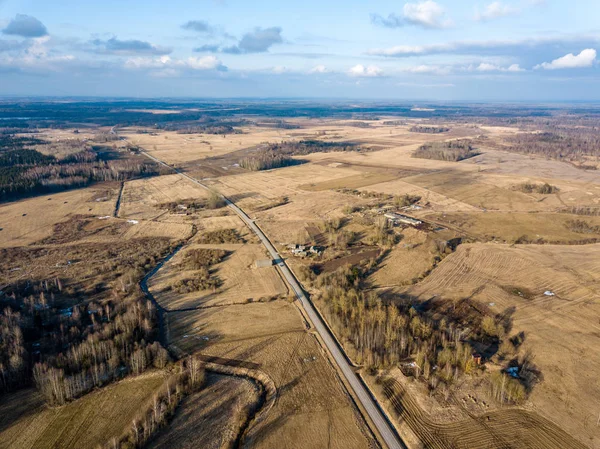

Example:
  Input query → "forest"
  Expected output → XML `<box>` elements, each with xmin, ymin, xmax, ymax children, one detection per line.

<box><xmin>409</xmin><ymin>125</ymin><xmax>450</xmax><ymax>134</ymax></box>
<box><xmin>413</xmin><ymin>140</ymin><xmax>479</xmax><ymax>162</ymax></box>
<box><xmin>239</xmin><ymin>139</ymin><xmax>364</xmax><ymax>171</ymax></box>
<box><xmin>504</xmin><ymin>131</ymin><xmax>600</xmax><ymax>167</ymax></box>
<box><xmin>0</xmin><ymin>133</ymin><xmax>164</xmax><ymax>202</ymax></box>
<box><xmin>0</xmin><ymin>235</ymin><xmax>176</xmax><ymax>406</ymax></box>
<box><xmin>310</xmin><ymin>261</ymin><xmax>540</xmax><ymax>404</ymax></box>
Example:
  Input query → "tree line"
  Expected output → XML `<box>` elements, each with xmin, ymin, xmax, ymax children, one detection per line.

<box><xmin>0</xmin><ymin>134</ymin><xmax>164</xmax><ymax>202</ymax></box>
<box><xmin>413</xmin><ymin>140</ymin><xmax>479</xmax><ymax>162</ymax></box>
<box><xmin>504</xmin><ymin>131</ymin><xmax>600</xmax><ymax>166</ymax></box>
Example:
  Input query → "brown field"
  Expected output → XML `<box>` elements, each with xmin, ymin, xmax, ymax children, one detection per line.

<box><xmin>164</xmin><ymin>301</ymin><xmax>376</xmax><ymax>449</ymax></box>
<box><xmin>149</xmin><ymin>373</ymin><xmax>260</xmax><ymax>449</ymax></box>
<box><xmin>377</xmin><ymin>375</ymin><xmax>588</xmax><ymax>449</ymax></box>
<box><xmin>368</xmin><ymin>228</ymin><xmax>444</xmax><ymax>287</ymax></box>
<box><xmin>425</xmin><ymin>211</ymin><xmax>600</xmax><ymax>243</ymax></box>
<box><xmin>1</xmin><ymin>115</ymin><xmax>597</xmax><ymax>449</ymax></box>
<box><xmin>122</xmin><ymin>120</ymin><xmax>600</xmax><ymax>449</ymax></box>
<box><xmin>148</xmin><ymin>242</ymin><xmax>288</xmax><ymax>309</ymax></box>
<box><xmin>403</xmin><ymin>243</ymin><xmax>600</xmax><ymax>448</ymax></box>
<box><xmin>0</xmin><ymin>184</ymin><xmax>119</xmax><ymax>247</ymax></box>
<box><xmin>119</xmin><ymin>173</ymin><xmax>210</xmax><ymax>221</ymax></box>
<box><xmin>0</xmin><ymin>372</ymin><xmax>168</xmax><ymax>449</ymax></box>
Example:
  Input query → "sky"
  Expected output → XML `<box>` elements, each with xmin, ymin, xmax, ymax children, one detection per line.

<box><xmin>0</xmin><ymin>0</ymin><xmax>599</xmax><ymax>100</ymax></box>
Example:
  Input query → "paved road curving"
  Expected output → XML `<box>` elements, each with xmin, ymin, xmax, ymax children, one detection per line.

<box><xmin>140</xmin><ymin>151</ymin><xmax>407</xmax><ymax>449</ymax></box>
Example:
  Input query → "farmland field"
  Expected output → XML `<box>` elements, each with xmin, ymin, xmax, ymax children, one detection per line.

<box><xmin>2</xmin><ymin>100</ymin><xmax>600</xmax><ymax>449</ymax></box>
<box><xmin>0</xmin><ymin>372</ymin><xmax>168</xmax><ymax>449</ymax></box>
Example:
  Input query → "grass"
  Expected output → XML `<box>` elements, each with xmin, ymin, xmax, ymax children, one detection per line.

<box><xmin>0</xmin><ymin>372</ymin><xmax>167</xmax><ymax>449</ymax></box>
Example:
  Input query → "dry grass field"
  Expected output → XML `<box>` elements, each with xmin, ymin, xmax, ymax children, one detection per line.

<box><xmin>3</xmin><ymin>114</ymin><xmax>598</xmax><ymax>449</ymax></box>
<box><xmin>424</xmin><ymin>211</ymin><xmax>600</xmax><ymax>243</ymax></box>
<box><xmin>149</xmin><ymin>373</ymin><xmax>260</xmax><ymax>449</ymax></box>
<box><xmin>374</xmin><ymin>374</ymin><xmax>588</xmax><ymax>449</ymax></box>
<box><xmin>119</xmin><ymin>173</ymin><xmax>210</xmax><ymax>221</ymax></box>
<box><xmin>165</xmin><ymin>301</ymin><xmax>377</xmax><ymax>449</ymax></box>
<box><xmin>0</xmin><ymin>184</ymin><xmax>119</xmax><ymax>247</ymax></box>
<box><xmin>403</xmin><ymin>243</ymin><xmax>600</xmax><ymax>448</ymax></box>
<box><xmin>148</xmin><ymin>242</ymin><xmax>287</xmax><ymax>309</ymax></box>
<box><xmin>368</xmin><ymin>228</ymin><xmax>445</xmax><ymax>287</ymax></box>
<box><xmin>0</xmin><ymin>372</ymin><xmax>168</xmax><ymax>449</ymax></box>
<box><xmin>120</xmin><ymin>120</ymin><xmax>600</xmax><ymax>448</ymax></box>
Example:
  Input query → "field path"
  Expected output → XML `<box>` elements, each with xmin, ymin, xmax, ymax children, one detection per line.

<box><xmin>139</xmin><ymin>150</ymin><xmax>407</xmax><ymax>449</ymax></box>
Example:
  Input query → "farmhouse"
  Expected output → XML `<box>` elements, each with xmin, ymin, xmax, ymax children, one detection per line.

<box><xmin>384</xmin><ymin>212</ymin><xmax>422</xmax><ymax>226</ymax></box>
<box><xmin>288</xmin><ymin>244</ymin><xmax>324</xmax><ymax>257</ymax></box>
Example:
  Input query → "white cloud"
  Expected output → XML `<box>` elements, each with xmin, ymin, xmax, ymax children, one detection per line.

<box><xmin>0</xmin><ymin>36</ymin><xmax>77</xmax><ymax>72</ymax></box>
<box><xmin>367</xmin><ymin>43</ymin><xmax>454</xmax><ymax>57</ymax></box>
<box><xmin>403</xmin><ymin>1</ymin><xmax>451</xmax><ymax>28</ymax></box>
<box><xmin>507</xmin><ymin>63</ymin><xmax>525</xmax><ymax>72</ymax></box>
<box><xmin>309</xmin><ymin>64</ymin><xmax>328</xmax><ymax>74</ymax></box>
<box><xmin>475</xmin><ymin>2</ymin><xmax>518</xmax><ymax>21</ymax></box>
<box><xmin>371</xmin><ymin>1</ymin><xmax>452</xmax><ymax>29</ymax></box>
<box><xmin>535</xmin><ymin>49</ymin><xmax>597</xmax><ymax>70</ymax></box>
<box><xmin>348</xmin><ymin>64</ymin><xmax>383</xmax><ymax>77</ymax></box>
<box><xmin>476</xmin><ymin>62</ymin><xmax>500</xmax><ymax>71</ymax></box>
<box><xmin>124</xmin><ymin>55</ymin><xmax>226</xmax><ymax>74</ymax></box>
<box><xmin>474</xmin><ymin>62</ymin><xmax>525</xmax><ymax>72</ymax></box>
<box><xmin>403</xmin><ymin>64</ymin><xmax>451</xmax><ymax>75</ymax></box>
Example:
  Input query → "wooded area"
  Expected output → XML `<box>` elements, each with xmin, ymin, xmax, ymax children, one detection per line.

<box><xmin>413</xmin><ymin>140</ymin><xmax>479</xmax><ymax>162</ymax></box>
<box><xmin>0</xmin><ymin>134</ymin><xmax>163</xmax><ymax>202</ymax></box>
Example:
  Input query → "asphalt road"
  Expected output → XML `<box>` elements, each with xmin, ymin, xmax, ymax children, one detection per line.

<box><xmin>140</xmin><ymin>151</ymin><xmax>407</xmax><ymax>449</ymax></box>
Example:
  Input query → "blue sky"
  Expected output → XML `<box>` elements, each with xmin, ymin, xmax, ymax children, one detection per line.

<box><xmin>0</xmin><ymin>0</ymin><xmax>599</xmax><ymax>100</ymax></box>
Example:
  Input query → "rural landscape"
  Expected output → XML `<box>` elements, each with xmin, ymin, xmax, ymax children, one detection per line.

<box><xmin>0</xmin><ymin>99</ymin><xmax>598</xmax><ymax>449</ymax></box>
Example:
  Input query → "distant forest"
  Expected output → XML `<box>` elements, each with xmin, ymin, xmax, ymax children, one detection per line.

<box><xmin>504</xmin><ymin>132</ymin><xmax>600</xmax><ymax>167</ymax></box>
<box><xmin>0</xmin><ymin>134</ymin><xmax>163</xmax><ymax>202</ymax></box>
<box><xmin>409</xmin><ymin>125</ymin><xmax>450</xmax><ymax>134</ymax></box>
<box><xmin>240</xmin><ymin>139</ymin><xmax>364</xmax><ymax>171</ymax></box>
<box><xmin>413</xmin><ymin>140</ymin><xmax>479</xmax><ymax>162</ymax></box>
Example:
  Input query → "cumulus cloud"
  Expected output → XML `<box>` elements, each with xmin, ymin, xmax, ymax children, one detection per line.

<box><xmin>474</xmin><ymin>62</ymin><xmax>524</xmax><ymax>72</ymax></box>
<box><xmin>475</xmin><ymin>2</ymin><xmax>518</xmax><ymax>21</ymax></box>
<box><xmin>181</xmin><ymin>20</ymin><xmax>234</xmax><ymax>39</ymax></box>
<box><xmin>535</xmin><ymin>48</ymin><xmax>597</xmax><ymax>70</ymax></box>
<box><xmin>90</xmin><ymin>37</ymin><xmax>172</xmax><ymax>56</ymax></box>
<box><xmin>2</xmin><ymin>14</ymin><xmax>48</xmax><ymax>38</ymax></box>
<box><xmin>0</xmin><ymin>36</ymin><xmax>77</xmax><ymax>73</ymax></box>
<box><xmin>124</xmin><ymin>55</ymin><xmax>227</xmax><ymax>74</ymax></box>
<box><xmin>222</xmin><ymin>27</ymin><xmax>283</xmax><ymax>54</ymax></box>
<box><xmin>309</xmin><ymin>64</ymin><xmax>328</xmax><ymax>74</ymax></box>
<box><xmin>348</xmin><ymin>64</ymin><xmax>382</xmax><ymax>77</ymax></box>
<box><xmin>371</xmin><ymin>1</ymin><xmax>452</xmax><ymax>29</ymax></box>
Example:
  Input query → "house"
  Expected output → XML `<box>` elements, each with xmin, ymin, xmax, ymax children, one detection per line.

<box><xmin>384</xmin><ymin>212</ymin><xmax>422</xmax><ymax>226</ymax></box>
<box><xmin>288</xmin><ymin>244</ymin><xmax>324</xmax><ymax>257</ymax></box>
<box><xmin>255</xmin><ymin>259</ymin><xmax>274</xmax><ymax>268</ymax></box>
